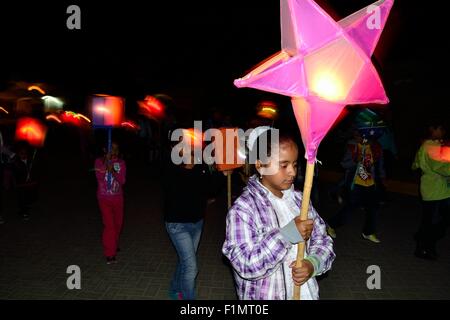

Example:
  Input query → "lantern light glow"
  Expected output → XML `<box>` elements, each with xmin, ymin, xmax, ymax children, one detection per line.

<box><xmin>91</xmin><ymin>95</ymin><xmax>124</xmax><ymax>127</ymax></box>
<box><xmin>28</xmin><ymin>85</ymin><xmax>46</xmax><ymax>95</ymax></box>
<box><xmin>138</xmin><ymin>95</ymin><xmax>165</xmax><ymax>121</ymax></box>
<box><xmin>311</xmin><ymin>72</ymin><xmax>344</xmax><ymax>101</ymax></box>
<box><xmin>45</xmin><ymin>114</ymin><xmax>62</xmax><ymax>123</ymax></box>
<box><xmin>15</xmin><ymin>118</ymin><xmax>47</xmax><ymax>147</ymax></box>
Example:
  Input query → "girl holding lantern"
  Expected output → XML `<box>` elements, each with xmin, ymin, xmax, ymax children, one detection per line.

<box><xmin>95</xmin><ymin>141</ymin><xmax>126</xmax><ymax>264</ymax></box>
<box><xmin>222</xmin><ymin>127</ymin><xmax>335</xmax><ymax>300</ymax></box>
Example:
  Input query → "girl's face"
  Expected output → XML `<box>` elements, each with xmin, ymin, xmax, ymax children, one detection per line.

<box><xmin>111</xmin><ymin>143</ymin><xmax>119</xmax><ymax>157</ymax></box>
<box><xmin>430</xmin><ymin>126</ymin><xmax>445</xmax><ymax>140</ymax></box>
<box><xmin>257</xmin><ymin>140</ymin><xmax>298</xmax><ymax>197</ymax></box>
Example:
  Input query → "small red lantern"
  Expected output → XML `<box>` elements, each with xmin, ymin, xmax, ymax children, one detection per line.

<box><xmin>15</xmin><ymin>117</ymin><xmax>47</xmax><ymax>147</ymax></box>
<box><xmin>214</xmin><ymin>127</ymin><xmax>245</xmax><ymax>172</ymax></box>
<box><xmin>138</xmin><ymin>95</ymin><xmax>165</xmax><ymax>121</ymax></box>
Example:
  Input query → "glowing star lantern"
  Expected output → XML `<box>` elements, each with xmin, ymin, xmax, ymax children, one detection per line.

<box><xmin>233</xmin><ymin>0</ymin><xmax>394</xmax><ymax>300</ymax></box>
<box><xmin>15</xmin><ymin>117</ymin><xmax>47</xmax><ymax>147</ymax></box>
<box><xmin>91</xmin><ymin>94</ymin><xmax>124</xmax><ymax>128</ymax></box>
<box><xmin>235</xmin><ymin>0</ymin><xmax>394</xmax><ymax>163</ymax></box>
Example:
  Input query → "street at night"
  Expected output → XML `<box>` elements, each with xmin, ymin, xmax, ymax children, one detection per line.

<box><xmin>1</xmin><ymin>0</ymin><xmax>449</xmax><ymax>303</ymax></box>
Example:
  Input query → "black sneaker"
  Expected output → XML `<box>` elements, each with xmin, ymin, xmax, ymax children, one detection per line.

<box><xmin>106</xmin><ymin>256</ymin><xmax>117</xmax><ymax>264</ymax></box>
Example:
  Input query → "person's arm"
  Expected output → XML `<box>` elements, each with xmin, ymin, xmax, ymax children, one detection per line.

<box><xmin>222</xmin><ymin>201</ymin><xmax>292</xmax><ymax>280</ymax></box>
<box><xmin>412</xmin><ymin>149</ymin><xmax>420</xmax><ymax>171</ymax></box>
<box><xmin>111</xmin><ymin>160</ymin><xmax>126</xmax><ymax>185</ymax></box>
<box><xmin>94</xmin><ymin>158</ymin><xmax>105</xmax><ymax>182</ymax></box>
<box><xmin>426</xmin><ymin>154</ymin><xmax>450</xmax><ymax>177</ymax></box>
<box><xmin>340</xmin><ymin>143</ymin><xmax>357</xmax><ymax>169</ymax></box>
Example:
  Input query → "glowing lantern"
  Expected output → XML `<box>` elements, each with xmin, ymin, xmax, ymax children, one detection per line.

<box><xmin>61</xmin><ymin>111</ymin><xmax>81</xmax><ymax>126</ymax></box>
<box><xmin>28</xmin><ymin>85</ymin><xmax>46</xmax><ymax>95</ymax></box>
<box><xmin>42</xmin><ymin>96</ymin><xmax>64</xmax><ymax>113</ymax></box>
<box><xmin>138</xmin><ymin>95</ymin><xmax>165</xmax><ymax>121</ymax></box>
<box><xmin>181</xmin><ymin>128</ymin><xmax>203</xmax><ymax>149</ymax></box>
<box><xmin>235</xmin><ymin>0</ymin><xmax>394</xmax><ymax>162</ymax></box>
<box><xmin>46</xmin><ymin>114</ymin><xmax>62</xmax><ymax>124</ymax></box>
<box><xmin>212</xmin><ymin>127</ymin><xmax>245</xmax><ymax>209</ymax></box>
<box><xmin>257</xmin><ymin>100</ymin><xmax>279</xmax><ymax>120</ymax></box>
<box><xmin>121</xmin><ymin>120</ymin><xmax>140</xmax><ymax>131</ymax></box>
<box><xmin>15</xmin><ymin>117</ymin><xmax>47</xmax><ymax>147</ymax></box>
<box><xmin>214</xmin><ymin>128</ymin><xmax>245</xmax><ymax>172</ymax></box>
<box><xmin>91</xmin><ymin>94</ymin><xmax>124</xmax><ymax>128</ymax></box>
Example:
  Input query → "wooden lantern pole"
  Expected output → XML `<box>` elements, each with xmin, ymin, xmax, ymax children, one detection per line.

<box><xmin>227</xmin><ymin>173</ymin><xmax>232</xmax><ymax>209</ymax></box>
<box><xmin>293</xmin><ymin>161</ymin><xmax>315</xmax><ymax>300</ymax></box>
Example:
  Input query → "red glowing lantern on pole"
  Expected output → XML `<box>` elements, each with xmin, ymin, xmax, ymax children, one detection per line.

<box><xmin>213</xmin><ymin>128</ymin><xmax>246</xmax><ymax>208</ymax></box>
<box><xmin>90</xmin><ymin>94</ymin><xmax>125</xmax><ymax>191</ymax></box>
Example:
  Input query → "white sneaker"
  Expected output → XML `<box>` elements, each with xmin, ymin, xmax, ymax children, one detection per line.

<box><xmin>362</xmin><ymin>233</ymin><xmax>381</xmax><ymax>243</ymax></box>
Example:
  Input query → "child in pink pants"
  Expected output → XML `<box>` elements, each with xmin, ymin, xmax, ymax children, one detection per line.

<box><xmin>95</xmin><ymin>142</ymin><xmax>126</xmax><ymax>264</ymax></box>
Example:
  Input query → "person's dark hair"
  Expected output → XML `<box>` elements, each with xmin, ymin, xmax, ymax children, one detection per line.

<box><xmin>423</xmin><ymin>119</ymin><xmax>447</xmax><ymax>140</ymax></box>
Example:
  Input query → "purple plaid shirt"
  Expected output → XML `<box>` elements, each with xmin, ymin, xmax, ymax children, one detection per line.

<box><xmin>222</xmin><ymin>175</ymin><xmax>335</xmax><ymax>300</ymax></box>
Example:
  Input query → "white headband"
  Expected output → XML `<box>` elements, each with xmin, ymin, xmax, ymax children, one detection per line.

<box><xmin>247</xmin><ymin>126</ymin><xmax>271</xmax><ymax>152</ymax></box>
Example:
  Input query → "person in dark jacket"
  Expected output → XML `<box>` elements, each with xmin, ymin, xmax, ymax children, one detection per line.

<box><xmin>13</xmin><ymin>143</ymin><xmax>38</xmax><ymax>221</ymax></box>
<box><xmin>162</xmin><ymin>131</ymin><xmax>222</xmax><ymax>300</ymax></box>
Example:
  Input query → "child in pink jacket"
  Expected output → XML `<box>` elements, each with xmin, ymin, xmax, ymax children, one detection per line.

<box><xmin>95</xmin><ymin>142</ymin><xmax>126</xmax><ymax>264</ymax></box>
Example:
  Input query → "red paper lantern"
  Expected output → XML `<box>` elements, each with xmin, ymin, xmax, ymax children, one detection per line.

<box><xmin>214</xmin><ymin>127</ymin><xmax>245</xmax><ymax>172</ymax></box>
<box><xmin>15</xmin><ymin>117</ymin><xmax>47</xmax><ymax>147</ymax></box>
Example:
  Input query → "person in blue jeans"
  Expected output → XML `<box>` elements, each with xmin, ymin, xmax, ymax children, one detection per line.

<box><xmin>162</xmin><ymin>137</ymin><xmax>222</xmax><ymax>300</ymax></box>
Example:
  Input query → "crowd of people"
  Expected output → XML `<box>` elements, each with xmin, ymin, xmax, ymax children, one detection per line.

<box><xmin>1</xmin><ymin>102</ymin><xmax>449</xmax><ymax>301</ymax></box>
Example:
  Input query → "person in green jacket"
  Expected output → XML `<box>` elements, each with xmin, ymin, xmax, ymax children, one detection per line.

<box><xmin>412</xmin><ymin>122</ymin><xmax>450</xmax><ymax>260</ymax></box>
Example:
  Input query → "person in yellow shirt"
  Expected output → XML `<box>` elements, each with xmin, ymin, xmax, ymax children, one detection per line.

<box><xmin>327</xmin><ymin>116</ymin><xmax>386</xmax><ymax>243</ymax></box>
<box><xmin>412</xmin><ymin>122</ymin><xmax>450</xmax><ymax>260</ymax></box>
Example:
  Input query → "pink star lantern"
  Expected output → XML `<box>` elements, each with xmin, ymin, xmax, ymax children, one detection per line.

<box><xmin>235</xmin><ymin>0</ymin><xmax>394</xmax><ymax>163</ymax></box>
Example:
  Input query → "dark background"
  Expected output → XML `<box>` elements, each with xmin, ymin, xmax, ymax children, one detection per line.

<box><xmin>0</xmin><ymin>0</ymin><xmax>445</xmax><ymax>178</ymax></box>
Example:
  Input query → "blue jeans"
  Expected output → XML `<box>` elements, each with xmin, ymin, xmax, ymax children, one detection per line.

<box><xmin>165</xmin><ymin>219</ymin><xmax>204</xmax><ymax>300</ymax></box>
